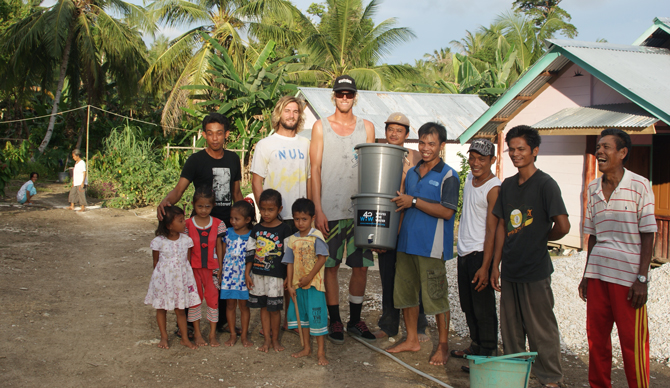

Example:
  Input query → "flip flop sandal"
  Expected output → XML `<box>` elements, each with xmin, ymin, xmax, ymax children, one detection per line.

<box><xmin>450</xmin><ymin>347</ymin><xmax>475</xmax><ymax>359</ymax></box>
<box><xmin>174</xmin><ymin>327</ymin><xmax>195</xmax><ymax>340</ymax></box>
<box><xmin>461</xmin><ymin>366</ymin><xmax>470</xmax><ymax>373</ymax></box>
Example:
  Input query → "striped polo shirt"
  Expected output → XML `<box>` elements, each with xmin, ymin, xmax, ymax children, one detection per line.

<box><xmin>583</xmin><ymin>169</ymin><xmax>657</xmax><ymax>287</ymax></box>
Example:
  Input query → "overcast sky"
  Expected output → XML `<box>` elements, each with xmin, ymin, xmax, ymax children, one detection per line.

<box><xmin>287</xmin><ymin>0</ymin><xmax>666</xmax><ymax>64</ymax></box>
<box><xmin>45</xmin><ymin>0</ymin><xmax>664</xmax><ymax>64</ymax></box>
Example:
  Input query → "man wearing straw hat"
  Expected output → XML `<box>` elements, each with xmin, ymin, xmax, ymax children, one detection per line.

<box><xmin>373</xmin><ymin>112</ymin><xmax>430</xmax><ymax>342</ymax></box>
<box><xmin>310</xmin><ymin>75</ymin><xmax>376</xmax><ymax>345</ymax></box>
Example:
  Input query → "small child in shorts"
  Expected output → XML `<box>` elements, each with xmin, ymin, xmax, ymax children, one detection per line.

<box><xmin>283</xmin><ymin>198</ymin><xmax>329</xmax><ymax>365</ymax></box>
<box><xmin>245</xmin><ymin>189</ymin><xmax>292</xmax><ymax>353</ymax></box>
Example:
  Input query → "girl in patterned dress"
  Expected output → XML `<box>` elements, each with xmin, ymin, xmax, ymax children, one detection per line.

<box><xmin>145</xmin><ymin>205</ymin><xmax>201</xmax><ymax>349</ymax></box>
<box><xmin>220</xmin><ymin>199</ymin><xmax>255</xmax><ymax>347</ymax></box>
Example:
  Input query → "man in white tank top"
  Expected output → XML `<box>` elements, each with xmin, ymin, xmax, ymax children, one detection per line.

<box><xmin>452</xmin><ymin>139</ymin><xmax>501</xmax><ymax>365</ymax></box>
<box><xmin>310</xmin><ymin>75</ymin><xmax>376</xmax><ymax>345</ymax></box>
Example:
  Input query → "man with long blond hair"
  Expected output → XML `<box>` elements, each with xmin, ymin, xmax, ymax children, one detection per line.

<box><xmin>251</xmin><ymin>96</ymin><xmax>310</xmax><ymax>223</ymax></box>
<box><xmin>251</xmin><ymin>95</ymin><xmax>311</xmax><ymax>334</ymax></box>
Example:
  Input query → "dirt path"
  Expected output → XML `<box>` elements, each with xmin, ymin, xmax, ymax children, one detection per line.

<box><xmin>1</xmin><ymin>181</ymin><xmax>668</xmax><ymax>387</ymax></box>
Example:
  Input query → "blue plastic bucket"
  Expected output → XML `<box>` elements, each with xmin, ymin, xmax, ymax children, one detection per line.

<box><xmin>465</xmin><ymin>352</ymin><xmax>537</xmax><ymax>388</ymax></box>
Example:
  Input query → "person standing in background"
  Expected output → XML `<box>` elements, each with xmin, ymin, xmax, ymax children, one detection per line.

<box><xmin>68</xmin><ymin>149</ymin><xmax>87</xmax><ymax>212</ymax></box>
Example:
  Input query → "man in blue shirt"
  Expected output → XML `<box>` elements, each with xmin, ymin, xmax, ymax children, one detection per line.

<box><xmin>387</xmin><ymin>122</ymin><xmax>459</xmax><ymax>366</ymax></box>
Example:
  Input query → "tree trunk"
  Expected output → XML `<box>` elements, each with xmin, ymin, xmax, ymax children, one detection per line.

<box><xmin>37</xmin><ymin>24</ymin><xmax>76</xmax><ymax>154</ymax></box>
<box><xmin>75</xmin><ymin>106</ymin><xmax>87</xmax><ymax>150</ymax></box>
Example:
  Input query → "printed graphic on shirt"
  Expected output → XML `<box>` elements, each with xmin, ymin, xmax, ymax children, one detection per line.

<box><xmin>212</xmin><ymin>167</ymin><xmax>231</xmax><ymax>206</ymax></box>
<box><xmin>507</xmin><ymin>206</ymin><xmax>533</xmax><ymax>236</ymax></box>
<box><xmin>254</xmin><ymin>232</ymin><xmax>283</xmax><ymax>271</ymax></box>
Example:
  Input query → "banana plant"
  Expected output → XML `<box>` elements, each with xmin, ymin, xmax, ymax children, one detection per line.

<box><xmin>182</xmin><ymin>31</ymin><xmax>303</xmax><ymax>167</ymax></box>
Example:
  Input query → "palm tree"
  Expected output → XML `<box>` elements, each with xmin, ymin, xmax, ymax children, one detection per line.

<box><xmin>142</xmin><ymin>0</ymin><xmax>304</xmax><ymax>130</ymax></box>
<box><xmin>3</xmin><ymin>0</ymin><xmax>153</xmax><ymax>154</ymax></box>
<box><xmin>424</xmin><ymin>47</ymin><xmax>452</xmax><ymax>67</ymax></box>
<box><xmin>450</xmin><ymin>30</ymin><xmax>488</xmax><ymax>57</ymax></box>
<box><xmin>298</xmin><ymin>0</ymin><xmax>417</xmax><ymax>90</ymax></box>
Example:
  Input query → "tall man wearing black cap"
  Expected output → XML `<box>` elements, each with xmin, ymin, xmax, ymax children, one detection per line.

<box><xmin>451</xmin><ymin>139</ymin><xmax>501</xmax><ymax>366</ymax></box>
<box><xmin>309</xmin><ymin>75</ymin><xmax>376</xmax><ymax>344</ymax></box>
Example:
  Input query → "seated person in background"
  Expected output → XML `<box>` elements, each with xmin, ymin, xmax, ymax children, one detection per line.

<box><xmin>17</xmin><ymin>172</ymin><xmax>38</xmax><ymax>205</ymax></box>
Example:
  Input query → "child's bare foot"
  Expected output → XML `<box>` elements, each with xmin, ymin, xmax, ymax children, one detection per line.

<box><xmin>258</xmin><ymin>340</ymin><xmax>271</xmax><ymax>353</ymax></box>
<box><xmin>209</xmin><ymin>334</ymin><xmax>220</xmax><ymax>347</ymax></box>
<box><xmin>429</xmin><ymin>342</ymin><xmax>450</xmax><ymax>365</ymax></box>
<box><xmin>272</xmin><ymin>340</ymin><xmax>285</xmax><ymax>352</ymax></box>
<box><xmin>291</xmin><ymin>347</ymin><xmax>311</xmax><ymax>358</ymax></box>
<box><xmin>180</xmin><ymin>338</ymin><xmax>197</xmax><ymax>349</ymax></box>
<box><xmin>317</xmin><ymin>352</ymin><xmax>329</xmax><ymax>366</ymax></box>
<box><xmin>387</xmin><ymin>339</ymin><xmax>421</xmax><ymax>353</ymax></box>
<box><xmin>68</xmin><ymin>205</ymin><xmax>74</xmax><ymax>210</ymax></box>
<box><xmin>225</xmin><ymin>334</ymin><xmax>237</xmax><ymax>347</ymax></box>
<box><xmin>157</xmin><ymin>337</ymin><xmax>169</xmax><ymax>349</ymax></box>
<box><xmin>418</xmin><ymin>333</ymin><xmax>430</xmax><ymax>342</ymax></box>
<box><xmin>241</xmin><ymin>336</ymin><xmax>253</xmax><ymax>348</ymax></box>
<box><xmin>193</xmin><ymin>334</ymin><xmax>208</xmax><ymax>347</ymax></box>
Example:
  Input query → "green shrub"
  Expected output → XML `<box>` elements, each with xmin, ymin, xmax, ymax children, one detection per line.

<box><xmin>456</xmin><ymin>151</ymin><xmax>470</xmax><ymax>222</ymax></box>
<box><xmin>19</xmin><ymin>161</ymin><xmax>54</xmax><ymax>181</ymax></box>
<box><xmin>0</xmin><ymin>141</ymin><xmax>29</xmax><ymax>196</ymax></box>
<box><xmin>90</xmin><ymin>124</ymin><xmax>190</xmax><ymax>209</ymax></box>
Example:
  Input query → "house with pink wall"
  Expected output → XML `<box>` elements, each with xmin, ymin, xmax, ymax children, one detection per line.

<box><xmin>458</xmin><ymin>17</ymin><xmax>670</xmax><ymax>260</ymax></box>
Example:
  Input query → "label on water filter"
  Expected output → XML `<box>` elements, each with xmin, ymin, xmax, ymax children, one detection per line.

<box><xmin>357</xmin><ymin>210</ymin><xmax>391</xmax><ymax>228</ymax></box>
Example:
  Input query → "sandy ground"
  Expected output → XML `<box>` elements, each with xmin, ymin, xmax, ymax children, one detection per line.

<box><xmin>1</xmin><ymin>180</ymin><xmax>669</xmax><ymax>387</ymax></box>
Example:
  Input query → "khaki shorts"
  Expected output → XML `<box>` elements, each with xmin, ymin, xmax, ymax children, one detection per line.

<box><xmin>393</xmin><ymin>252</ymin><xmax>450</xmax><ymax>315</ymax></box>
<box><xmin>68</xmin><ymin>185</ymin><xmax>87</xmax><ymax>206</ymax></box>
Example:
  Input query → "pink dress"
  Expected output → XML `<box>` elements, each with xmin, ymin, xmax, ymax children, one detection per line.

<box><xmin>144</xmin><ymin>234</ymin><xmax>201</xmax><ymax>310</ymax></box>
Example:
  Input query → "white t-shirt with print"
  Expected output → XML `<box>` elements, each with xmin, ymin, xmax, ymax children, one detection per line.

<box><xmin>250</xmin><ymin>133</ymin><xmax>310</xmax><ymax>220</ymax></box>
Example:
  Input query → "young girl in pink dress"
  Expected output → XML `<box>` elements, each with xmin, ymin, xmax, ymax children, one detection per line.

<box><xmin>145</xmin><ymin>205</ymin><xmax>201</xmax><ymax>349</ymax></box>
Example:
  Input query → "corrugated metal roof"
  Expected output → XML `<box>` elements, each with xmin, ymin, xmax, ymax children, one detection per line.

<box><xmin>548</xmin><ymin>40</ymin><xmax>670</xmax><ymax>117</ymax></box>
<box><xmin>479</xmin><ymin>122</ymin><xmax>500</xmax><ymax>137</ymax></box>
<box><xmin>548</xmin><ymin>39</ymin><xmax>670</xmax><ymax>54</ymax></box>
<box><xmin>532</xmin><ymin>103</ymin><xmax>658</xmax><ymax>129</ymax></box>
<box><xmin>296</xmin><ymin>87</ymin><xmax>489</xmax><ymax>140</ymax></box>
<box><xmin>458</xmin><ymin>39</ymin><xmax>670</xmax><ymax>143</ymax></box>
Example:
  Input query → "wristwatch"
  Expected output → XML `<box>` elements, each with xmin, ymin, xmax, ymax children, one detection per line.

<box><xmin>411</xmin><ymin>197</ymin><xmax>417</xmax><ymax>207</ymax></box>
<box><xmin>637</xmin><ymin>274</ymin><xmax>650</xmax><ymax>284</ymax></box>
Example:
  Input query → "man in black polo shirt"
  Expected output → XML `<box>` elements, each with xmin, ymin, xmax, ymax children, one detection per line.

<box><xmin>158</xmin><ymin>112</ymin><xmax>244</xmax><ymax>334</ymax></box>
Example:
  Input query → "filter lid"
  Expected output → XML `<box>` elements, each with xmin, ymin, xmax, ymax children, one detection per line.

<box><xmin>354</xmin><ymin>143</ymin><xmax>408</xmax><ymax>152</ymax></box>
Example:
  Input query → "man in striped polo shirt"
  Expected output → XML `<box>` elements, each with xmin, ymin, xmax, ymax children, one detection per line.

<box><xmin>579</xmin><ymin>128</ymin><xmax>657</xmax><ymax>388</ymax></box>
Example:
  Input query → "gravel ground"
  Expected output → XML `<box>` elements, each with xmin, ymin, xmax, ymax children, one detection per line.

<box><xmin>443</xmin><ymin>251</ymin><xmax>670</xmax><ymax>366</ymax></box>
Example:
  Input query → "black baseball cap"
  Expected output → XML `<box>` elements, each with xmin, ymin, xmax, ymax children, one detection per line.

<box><xmin>333</xmin><ymin>75</ymin><xmax>357</xmax><ymax>92</ymax></box>
<box><xmin>468</xmin><ymin>139</ymin><xmax>495</xmax><ymax>157</ymax></box>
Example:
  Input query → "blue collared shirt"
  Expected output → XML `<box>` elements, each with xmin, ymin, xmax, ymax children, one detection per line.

<box><xmin>397</xmin><ymin>160</ymin><xmax>459</xmax><ymax>260</ymax></box>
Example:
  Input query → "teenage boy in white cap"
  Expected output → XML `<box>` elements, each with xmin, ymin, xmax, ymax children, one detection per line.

<box><xmin>451</xmin><ymin>139</ymin><xmax>501</xmax><ymax>369</ymax></box>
